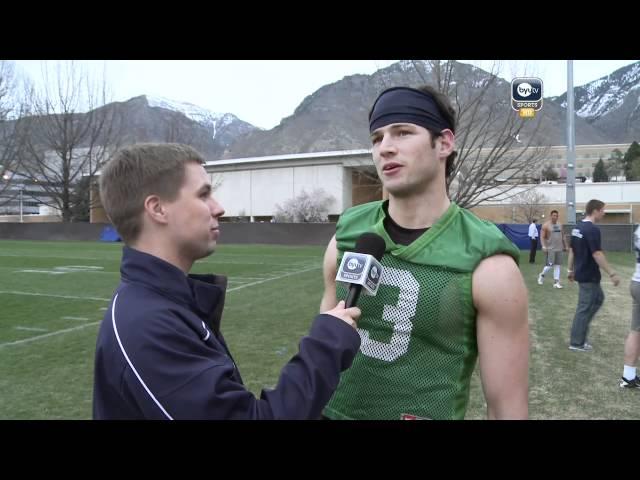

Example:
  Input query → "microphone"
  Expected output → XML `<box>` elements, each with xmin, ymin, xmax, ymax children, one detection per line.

<box><xmin>336</xmin><ymin>232</ymin><xmax>386</xmax><ymax>308</ymax></box>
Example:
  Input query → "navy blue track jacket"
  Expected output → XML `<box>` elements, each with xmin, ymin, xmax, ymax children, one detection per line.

<box><xmin>93</xmin><ymin>247</ymin><xmax>361</xmax><ymax>420</ymax></box>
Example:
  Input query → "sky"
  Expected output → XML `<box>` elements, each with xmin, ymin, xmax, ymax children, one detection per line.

<box><xmin>12</xmin><ymin>60</ymin><xmax>639</xmax><ymax>130</ymax></box>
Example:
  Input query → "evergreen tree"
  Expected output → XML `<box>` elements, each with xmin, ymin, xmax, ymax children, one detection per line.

<box><xmin>541</xmin><ymin>165</ymin><xmax>558</xmax><ymax>182</ymax></box>
<box><xmin>593</xmin><ymin>158</ymin><xmax>609</xmax><ymax>182</ymax></box>
<box><xmin>623</xmin><ymin>141</ymin><xmax>640</xmax><ymax>181</ymax></box>
<box><xmin>606</xmin><ymin>148</ymin><xmax>624</xmax><ymax>180</ymax></box>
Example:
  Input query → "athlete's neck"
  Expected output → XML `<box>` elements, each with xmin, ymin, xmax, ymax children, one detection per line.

<box><xmin>387</xmin><ymin>189</ymin><xmax>451</xmax><ymax>229</ymax></box>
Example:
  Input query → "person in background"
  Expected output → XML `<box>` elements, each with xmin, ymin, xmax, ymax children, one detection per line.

<box><xmin>619</xmin><ymin>225</ymin><xmax>640</xmax><ymax>388</ymax></box>
<box><xmin>567</xmin><ymin>199</ymin><xmax>620</xmax><ymax>352</ymax></box>
<box><xmin>537</xmin><ymin>210</ymin><xmax>567</xmax><ymax>289</ymax></box>
<box><xmin>528</xmin><ymin>218</ymin><xmax>539</xmax><ymax>264</ymax></box>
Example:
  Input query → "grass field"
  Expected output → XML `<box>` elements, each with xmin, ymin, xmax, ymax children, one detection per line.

<box><xmin>0</xmin><ymin>239</ymin><xmax>637</xmax><ymax>419</ymax></box>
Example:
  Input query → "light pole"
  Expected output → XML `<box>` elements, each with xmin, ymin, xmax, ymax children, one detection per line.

<box><xmin>566</xmin><ymin>60</ymin><xmax>576</xmax><ymax>225</ymax></box>
<box><xmin>18</xmin><ymin>184</ymin><xmax>24</xmax><ymax>223</ymax></box>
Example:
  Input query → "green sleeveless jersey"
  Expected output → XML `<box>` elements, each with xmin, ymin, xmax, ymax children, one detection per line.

<box><xmin>323</xmin><ymin>201</ymin><xmax>519</xmax><ymax>420</ymax></box>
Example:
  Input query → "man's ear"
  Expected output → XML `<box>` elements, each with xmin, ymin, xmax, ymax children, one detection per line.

<box><xmin>143</xmin><ymin>195</ymin><xmax>169</xmax><ymax>225</ymax></box>
<box><xmin>438</xmin><ymin>129</ymin><xmax>455</xmax><ymax>158</ymax></box>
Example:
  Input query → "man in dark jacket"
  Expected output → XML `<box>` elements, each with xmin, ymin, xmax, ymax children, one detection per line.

<box><xmin>93</xmin><ymin>143</ymin><xmax>361</xmax><ymax>420</ymax></box>
<box><xmin>567</xmin><ymin>199</ymin><xmax>620</xmax><ymax>352</ymax></box>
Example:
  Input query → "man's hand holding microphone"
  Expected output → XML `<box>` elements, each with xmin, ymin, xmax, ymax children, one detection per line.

<box><xmin>323</xmin><ymin>300</ymin><xmax>361</xmax><ymax>329</ymax></box>
<box><xmin>325</xmin><ymin>232</ymin><xmax>386</xmax><ymax>329</ymax></box>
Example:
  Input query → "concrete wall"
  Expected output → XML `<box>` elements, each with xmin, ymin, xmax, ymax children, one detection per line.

<box><xmin>544</xmin><ymin>143</ymin><xmax>631</xmax><ymax>178</ymax></box>
<box><xmin>0</xmin><ymin>222</ymin><xmax>337</xmax><ymax>246</ymax></box>
<box><xmin>212</xmin><ymin>164</ymin><xmax>347</xmax><ymax>218</ymax></box>
<box><xmin>0</xmin><ymin>223</ymin><xmax>109</xmax><ymax>241</ymax></box>
<box><xmin>476</xmin><ymin>182</ymin><xmax>640</xmax><ymax>205</ymax></box>
<box><xmin>2</xmin><ymin>221</ymin><xmax>635</xmax><ymax>251</ymax></box>
<box><xmin>0</xmin><ymin>215</ymin><xmax>62</xmax><ymax>223</ymax></box>
<box><xmin>216</xmin><ymin>223</ymin><xmax>336</xmax><ymax>246</ymax></box>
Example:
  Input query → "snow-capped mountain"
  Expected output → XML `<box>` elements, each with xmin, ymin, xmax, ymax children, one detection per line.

<box><xmin>222</xmin><ymin>60</ymin><xmax>610</xmax><ymax>158</ymax></box>
<box><xmin>144</xmin><ymin>95</ymin><xmax>258</xmax><ymax>151</ymax></box>
<box><xmin>550</xmin><ymin>61</ymin><xmax>640</xmax><ymax>142</ymax></box>
<box><xmin>71</xmin><ymin>94</ymin><xmax>260</xmax><ymax>159</ymax></box>
<box><xmin>146</xmin><ymin>95</ymin><xmax>241</xmax><ymax>141</ymax></box>
<box><xmin>8</xmin><ymin>61</ymin><xmax>635</xmax><ymax>165</ymax></box>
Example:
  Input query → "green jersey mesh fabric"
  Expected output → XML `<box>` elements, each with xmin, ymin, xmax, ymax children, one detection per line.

<box><xmin>323</xmin><ymin>201</ymin><xmax>519</xmax><ymax>420</ymax></box>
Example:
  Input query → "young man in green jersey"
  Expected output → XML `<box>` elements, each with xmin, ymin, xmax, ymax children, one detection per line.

<box><xmin>320</xmin><ymin>85</ymin><xmax>529</xmax><ymax>420</ymax></box>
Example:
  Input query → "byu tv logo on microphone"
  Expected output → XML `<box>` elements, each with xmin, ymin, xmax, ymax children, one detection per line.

<box><xmin>337</xmin><ymin>253</ymin><xmax>383</xmax><ymax>295</ymax></box>
<box><xmin>511</xmin><ymin>77</ymin><xmax>543</xmax><ymax>118</ymax></box>
<box><xmin>345</xmin><ymin>255</ymin><xmax>364</xmax><ymax>274</ymax></box>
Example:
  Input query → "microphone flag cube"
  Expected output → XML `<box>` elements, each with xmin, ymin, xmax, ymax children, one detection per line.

<box><xmin>336</xmin><ymin>252</ymin><xmax>383</xmax><ymax>296</ymax></box>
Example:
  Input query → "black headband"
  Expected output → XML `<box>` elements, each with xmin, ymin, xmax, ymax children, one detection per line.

<box><xmin>368</xmin><ymin>86</ymin><xmax>454</xmax><ymax>134</ymax></box>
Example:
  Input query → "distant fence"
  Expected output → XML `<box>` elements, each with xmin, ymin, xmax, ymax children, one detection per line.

<box><xmin>217</xmin><ymin>223</ymin><xmax>336</xmax><ymax>246</ymax></box>
<box><xmin>0</xmin><ymin>223</ymin><xmax>108</xmax><ymax>241</ymax></box>
<box><xmin>0</xmin><ymin>222</ymin><xmax>636</xmax><ymax>251</ymax></box>
<box><xmin>496</xmin><ymin>223</ymin><xmax>637</xmax><ymax>252</ymax></box>
<box><xmin>566</xmin><ymin>224</ymin><xmax>637</xmax><ymax>253</ymax></box>
<box><xmin>0</xmin><ymin>222</ymin><xmax>338</xmax><ymax>246</ymax></box>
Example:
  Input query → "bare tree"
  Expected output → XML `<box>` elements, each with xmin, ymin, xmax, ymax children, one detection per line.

<box><xmin>606</xmin><ymin>148</ymin><xmax>624</xmax><ymax>181</ymax></box>
<box><xmin>510</xmin><ymin>189</ymin><xmax>548</xmax><ymax>224</ymax></box>
<box><xmin>0</xmin><ymin>61</ymin><xmax>17</xmax><ymax>122</ymax></box>
<box><xmin>273</xmin><ymin>188</ymin><xmax>335</xmax><ymax>223</ymax></box>
<box><xmin>18</xmin><ymin>61</ymin><xmax>124</xmax><ymax>221</ymax></box>
<box><xmin>0</xmin><ymin>61</ymin><xmax>32</xmax><ymax>202</ymax></box>
<box><xmin>398</xmin><ymin>60</ymin><xmax>551</xmax><ymax>209</ymax></box>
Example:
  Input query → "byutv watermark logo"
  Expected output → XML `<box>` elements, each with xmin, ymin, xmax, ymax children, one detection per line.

<box><xmin>511</xmin><ymin>77</ymin><xmax>543</xmax><ymax>118</ymax></box>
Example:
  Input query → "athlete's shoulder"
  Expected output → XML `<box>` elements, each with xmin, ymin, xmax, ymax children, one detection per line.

<box><xmin>339</xmin><ymin>200</ymin><xmax>383</xmax><ymax>222</ymax></box>
<box><xmin>336</xmin><ymin>201</ymin><xmax>384</xmax><ymax>247</ymax></box>
<box><xmin>454</xmin><ymin>206</ymin><xmax>520</xmax><ymax>264</ymax></box>
<box><xmin>456</xmin><ymin>206</ymin><xmax>505</xmax><ymax>235</ymax></box>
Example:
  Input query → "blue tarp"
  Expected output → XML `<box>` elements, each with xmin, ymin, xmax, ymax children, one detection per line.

<box><xmin>100</xmin><ymin>225</ymin><xmax>121</xmax><ymax>242</ymax></box>
<box><xmin>495</xmin><ymin>223</ymin><xmax>540</xmax><ymax>250</ymax></box>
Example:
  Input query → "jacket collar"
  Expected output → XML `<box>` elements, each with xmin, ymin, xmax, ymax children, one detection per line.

<box><xmin>119</xmin><ymin>246</ymin><xmax>228</xmax><ymax>332</ymax></box>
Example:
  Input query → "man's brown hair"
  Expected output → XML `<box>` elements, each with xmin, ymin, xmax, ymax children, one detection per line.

<box><xmin>585</xmin><ymin>199</ymin><xmax>605</xmax><ymax>215</ymax></box>
<box><xmin>416</xmin><ymin>85</ymin><xmax>458</xmax><ymax>180</ymax></box>
<box><xmin>99</xmin><ymin>143</ymin><xmax>206</xmax><ymax>244</ymax></box>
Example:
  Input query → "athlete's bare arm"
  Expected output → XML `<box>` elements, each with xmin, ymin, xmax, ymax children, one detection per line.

<box><xmin>319</xmin><ymin>235</ymin><xmax>339</xmax><ymax>312</ymax></box>
<box><xmin>473</xmin><ymin>254</ymin><xmax>529</xmax><ymax>419</ymax></box>
<box><xmin>540</xmin><ymin>222</ymin><xmax>551</xmax><ymax>250</ymax></box>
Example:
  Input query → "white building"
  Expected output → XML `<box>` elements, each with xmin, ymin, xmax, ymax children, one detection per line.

<box><xmin>206</xmin><ymin>150</ymin><xmax>378</xmax><ymax>221</ymax></box>
<box><xmin>91</xmin><ymin>143</ymin><xmax>640</xmax><ymax>224</ymax></box>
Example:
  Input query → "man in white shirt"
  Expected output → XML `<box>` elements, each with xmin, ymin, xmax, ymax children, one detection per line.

<box><xmin>619</xmin><ymin>225</ymin><xmax>640</xmax><ymax>388</ymax></box>
<box><xmin>528</xmin><ymin>219</ymin><xmax>539</xmax><ymax>264</ymax></box>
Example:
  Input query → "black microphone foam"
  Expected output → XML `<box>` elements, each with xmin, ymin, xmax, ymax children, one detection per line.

<box><xmin>354</xmin><ymin>232</ymin><xmax>386</xmax><ymax>260</ymax></box>
<box><xmin>344</xmin><ymin>232</ymin><xmax>386</xmax><ymax>308</ymax></box>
